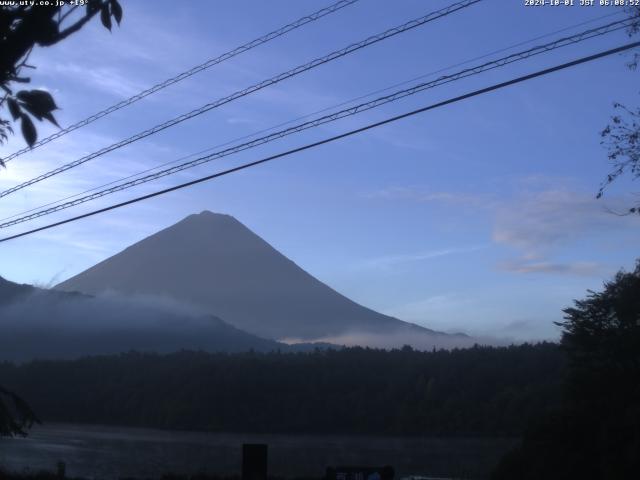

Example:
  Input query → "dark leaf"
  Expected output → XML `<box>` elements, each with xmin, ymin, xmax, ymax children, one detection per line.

<box><xmin>42</xmin><ymin>112</ymin><xmax>60</xmax><ymax>128</ymax></box>
<box><xmin>16</xmin><ymin>89</ymin><xmax>58</xmax><ymax>114</ymax></box>
<box><xmin>33</xmin><ymin>18</ymin><xmax>60</xmax><ymax>46</ymax></box>
<box><xmin>7</xmin><ymin>97</ymin><xmax>21</xmax><ymax>120</ymax></box>
<box><xmin>20</xmin><ymin>114</ymin><xmax>37</xmax><ymax>147</ymax></box>
<box><xmin>100</xmin><ymin>4</ymin><xmax>112</xmax><ymax>31</ymax></box>
<box><xmin>20</xmin><ymin>103</ymin><xmax>43</xmax><ymax>121</ymax></box>
<box><xmin>87</xmin><ymin>0</ymin><xmax>102</xmax><ymax>14</ymax></box>
<box><xmin>110</xmin><ymin>0</ymin><xmax>123</xmax><ymax>25</ymax></box>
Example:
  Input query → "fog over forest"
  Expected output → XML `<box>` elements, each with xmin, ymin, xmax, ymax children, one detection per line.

<box><xmin>0</xmin><ymin>284</ymin><xmax>286</xmax><ymax>361</ymax></box>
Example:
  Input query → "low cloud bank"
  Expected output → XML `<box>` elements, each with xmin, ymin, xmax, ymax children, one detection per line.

<box><xmin>281</xmin><ymin>330</ymin><xmax>508</xmax><ymax>351</ymax></box>
<box><xmin>0</xmin><ymin>290</ymin><xmax>279</xmax><ymax>362</ymax></box>
<box><xmin>1</xmin><ymin>286</ymin><xmax>508</xmax><ymax>361</ymax></box>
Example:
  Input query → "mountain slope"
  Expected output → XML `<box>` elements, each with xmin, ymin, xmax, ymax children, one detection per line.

<box><xmin>0</xmin><ymin>276</ymin><xmax>286</xmax><ymax>361</ymax></box>
<box><xmin>56</xmin><ymin>211</ymin><xmax>441</xmax><ymax>341</ymax></box>
<box><xmin>0</xmin><ymin>276</ymin><xmax>80</xmax><ymax>305</ymax></box>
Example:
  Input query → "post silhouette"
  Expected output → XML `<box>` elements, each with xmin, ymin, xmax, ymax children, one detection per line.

<box><xmin>242</xmin><ymin>443</ymin><xmax>267</xmax><ymax>480</ymax></box>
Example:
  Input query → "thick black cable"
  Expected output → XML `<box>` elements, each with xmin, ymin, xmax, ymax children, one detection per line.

<box><xmin>1</xmin><ymin>40</ymin><xmax>637</xmax><ymax>244</ymax></box>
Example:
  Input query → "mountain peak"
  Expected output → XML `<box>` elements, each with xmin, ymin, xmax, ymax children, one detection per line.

<box><xmin>56</xmin><ymin>212</ymin><xmax>441</xmax><ymax>342</ymax></box>
<box><xmin>198</xmin><ymin>210</ymin><xmax>232</xmax><ymax>219</ymax></box>
<box><xmin>182</xmin><ymin>210</ymin><xmax>237</xmax><ymax>223</ymax></box>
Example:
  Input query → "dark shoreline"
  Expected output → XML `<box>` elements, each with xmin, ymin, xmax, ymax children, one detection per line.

<box><xmin>0</xmin><ymin>423</ymin><xmax>518</xmax><ymax>480</ymax></box>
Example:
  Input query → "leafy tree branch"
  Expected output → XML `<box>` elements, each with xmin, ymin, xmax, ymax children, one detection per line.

<box><xmin>599</xmin><ymin>6</ymin><xmax>640</xmax><ymax>213</ymax></box>
<box><xmin>0</xmin><ymin>0</ymin><xmax>123</xmax><ymax>162</ymax></box>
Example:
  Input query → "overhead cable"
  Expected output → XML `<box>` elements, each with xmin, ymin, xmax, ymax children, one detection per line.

<box><xmin>2</xmin><ymin>40</ymin><xmax>637</xmax><ymax>243</ymax></box>
<box><xmin>0</xmin><ymin>16</ymin><xmax>632</xmax><ymax>229</ymax></box>
<box><xmin>0</xmin><ymin>0</ymin><xmax>482</xmax><ymax>198</ymax></box>
<box><xmin>1</xmin><ymin>0</ymin><xmax>361</xmax><ymax>163</ymax></box>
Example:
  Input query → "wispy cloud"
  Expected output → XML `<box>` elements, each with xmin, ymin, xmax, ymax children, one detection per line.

<box><xmin>358</xmin><ymin>245</ymin><xmax>486</xmax><ymax>270</ymax></box>
<box><xmin>364</xmin><ymin>183</ymin><xmax>638</xmax><ymax>278</ymax></box>
<box><xmin>492</xmin><ymin>188</ymin><xmax>638</xmax><ymax>276</ymax></box>
<box><xmin>53</xmin><ymin>63</ymin><xmax>149</xmax><ymax>99</ymax></box>
<box><xmin>364</xmin><ymin>185</ymin><xmax>493</xmax><ymax>206</ymax></box>
<box><xmin>499</xmin><ymin>259</ymin><xmax>605</xmax><ymax>277</ymax></box>
<box><xmin>385</xmin><ymin>293</ymin><xmax>464</xmax><ymax>324</ymax></box>
<box><xmin>493</xmin><ymin>189</ymin><xmax>637</xmax><ymax>256</ymax></box>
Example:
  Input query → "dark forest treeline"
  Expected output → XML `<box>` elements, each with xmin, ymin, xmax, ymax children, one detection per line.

<box><xmin>0</xmin><ymin>343</ymin><xmax>563</xmax><ymax>436</ymax></box>
<box><xmin>491</xmin><ymin>262</ymin><xmax>640</xmax><ymax>479</ymax></box>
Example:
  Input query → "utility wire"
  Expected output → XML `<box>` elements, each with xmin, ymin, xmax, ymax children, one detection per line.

<box><xmin>1</xmin><ymin>0</ymin><xmax>360</xmax><ymax>164</ymax></box>
<box><xmin>0</xmin><ymin>17</ymin><xmax>632</xmax><ymax>229</ymax></box>
<box><xmin>0</xmin><ymin>9</ymin><xmax>624</xmax><ymax>227</ymax></box>
<box><xmin>0</xmin><ymin>0</ymin><xmax>482</xmax><ymax>199</ymax></box>
<box><xmin>1</xmin><ymin>40</ymin><xmax>638</xmax><ymax>244</ymax></box>
<box><xmin>1</xmin><ymin>10</ymin><xmax>625</xmax><ymax>225</ymax></box>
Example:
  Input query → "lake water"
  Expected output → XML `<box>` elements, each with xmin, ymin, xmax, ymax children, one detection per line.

<box><xmin>0</xmin><ymin>423</ymin><xmax>517</xmax><ymax>479</ymax></box>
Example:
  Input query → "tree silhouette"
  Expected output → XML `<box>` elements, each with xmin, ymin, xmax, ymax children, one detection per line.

<box><xmin>557</xmin><ymin>260</ymin><xmax>640</xmax><ymax>479</ymax></box>
<box><xmin>0</xmin><ymin>0</ymin><xmax>123</xmax><ymax>161</ymax></box>
<box><xmin>493</xmin><ymin>260</ymin><xmax>640</xmax><ymax>479</ymax></box>
<box><xmin>559</xmin><ymin>260</ymin><xmax>640</xmax><ymax>404</ymax></box>
<box><xmin>0</xmin><ymin>386</ymin><xmax>39</xmax><ymax>437</ymax></box>
<box><xmin>598</xmin><ymin>6</ymin><xmax>640</xmax><ymax>213</ymax></box>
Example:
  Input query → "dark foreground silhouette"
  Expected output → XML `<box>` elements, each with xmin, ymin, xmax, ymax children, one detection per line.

<box><xmin>0</xmin><ymin>471</ymin><xmax>319</xmax><ymax>480</ymax></box>
<box><xmin>492</xmin><ymin>261</ymin><xmax>640</xmax><ymax>479</ymax></box>
<box><xmin>3</xmin><ymin>262</ymin><xmax>637</xmax><ymax>479</ymax></box>
<box><xmin>0</xmin><ymin>343</ymin><xmax>563</xmax><ymax>437</ymax></box>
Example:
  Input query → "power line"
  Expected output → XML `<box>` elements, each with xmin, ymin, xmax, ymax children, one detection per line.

<box><xmin>1</xmin><ymin>11</ymin><xmax>625</xmax><ymax>226</ymax></box>
<box><xmin>1</xmin><ymin>0</ymin><xmax>360</xmax><ymax>164</ymax></box>
<box><xmin>0</xmin><ymin>16</ymin><xmax>632</xmax><ymax>229</ymax></box>
<box><xmin>2</xmin><ymin>40</ymin><xmax>637</xmax><ymax>244</ymax></box>
<box><xmin>0</xmin><ymin>0</ymin><xmax>482</xmax><ymax>199</ymax></box>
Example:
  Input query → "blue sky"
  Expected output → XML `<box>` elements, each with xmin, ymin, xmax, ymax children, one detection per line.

<box><xmin>0</xmin><ymin>0</ymin><xmax>638</xmax><ymax>341</ymax></box>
